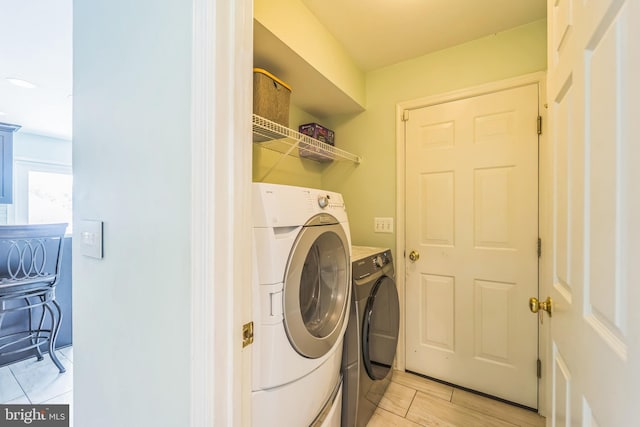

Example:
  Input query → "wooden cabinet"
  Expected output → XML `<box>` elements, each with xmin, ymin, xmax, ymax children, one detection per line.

<box><xmin>0</xmin><ymin>123</ymin><xmax>21</xmax><ymax>204</ymax></box>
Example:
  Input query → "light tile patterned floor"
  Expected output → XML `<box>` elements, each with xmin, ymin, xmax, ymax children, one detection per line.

<box><xmin>0</xmin><ymin>347</ymin><xmax>73</xmax><ymax>425</ymax></box>
<box><xmin>368</xmin><ymin>370</ymin><xmax>546</xmax><ymax>427</ymax></box>
<box><xmin>2</xmin><ymin>352</ymin><xmax>543</xmax><ymax>427</ymax></box>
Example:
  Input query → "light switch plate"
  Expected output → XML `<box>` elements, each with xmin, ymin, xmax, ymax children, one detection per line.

<box><xmin>374</xmin><ymin>217</ymin><xmax>394</xmax><ymax>233</ymax></box>
<box><xmin>79</xmin><ymin>220</ymin><xmax>103</xmax><ymax>259</ymax></box>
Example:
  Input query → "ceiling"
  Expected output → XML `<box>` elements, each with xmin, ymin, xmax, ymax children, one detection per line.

<box><xmin>0</xmin><ymin>0</ymin><xmax>545</xmax><ymax>139</ymax></box>
<box><xmin>0</xmin><ymin>0</ymin><xmax>72</xmax><ymax>140</ymax></box>
<box><xmin>301</xmin><ymin>0</ymin><xmax>547</xmax><ymax>72</ymax></box>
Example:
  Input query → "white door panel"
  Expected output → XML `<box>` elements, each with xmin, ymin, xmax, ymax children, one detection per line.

<box><xmin>405</xmin><ymin>83</ymin><xmax>540</xmax><ymax>408</ymax></box>
<box><xmin>547</xmin><ymin>0</ymin><xmax>640</xmax><ymax>424</ymax></box>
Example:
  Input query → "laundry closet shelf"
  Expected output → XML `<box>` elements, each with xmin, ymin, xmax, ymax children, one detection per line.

<box><xmin>252</xmin><ymin>114</ymin><xmax>361</xmax><ymax>164</ymax></box>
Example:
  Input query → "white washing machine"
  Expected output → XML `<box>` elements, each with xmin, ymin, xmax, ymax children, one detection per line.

<box><xmin>252</xmin><ymin>183</ymin><xmax>352</xmax><ymax>427</ymax></box>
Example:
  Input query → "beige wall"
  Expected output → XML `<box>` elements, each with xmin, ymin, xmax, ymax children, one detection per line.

<box><xmin>254</xmin><ymin>0</ymin><xmax>365</xmax><ymax>107</ymax></box>
<box><xmin>322</xmin><ymin>19</ymin><xmax>547</xmax><ymax>256</ymax></box>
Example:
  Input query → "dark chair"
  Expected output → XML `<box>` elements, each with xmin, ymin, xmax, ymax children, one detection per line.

<box><xmin>0</xmin><ymin>224</ymin><xmax>68</xmax><ymax>373</ymax></box>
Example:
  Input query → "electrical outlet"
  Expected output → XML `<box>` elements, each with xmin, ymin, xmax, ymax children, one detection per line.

<box><xmin>374</xmin><ymin>217</ymin><xmax>394</xmax><ymax>233</ymax></box>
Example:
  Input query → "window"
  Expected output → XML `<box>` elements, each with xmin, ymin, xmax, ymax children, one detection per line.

<box><xmin>12</xmin><ymin>161</ymin><xmax>73</xmax><ymax>233</ymax></box>
<box><xmin>27</xmin><ymin>170</ymin><xmax>72</xmax><ymax>225</ymax></box>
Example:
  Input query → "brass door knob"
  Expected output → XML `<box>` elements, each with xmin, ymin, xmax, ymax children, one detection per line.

<box><xmin>408</xmin><ymin>250</ymin><xmax>420</xmax><ymax>262</ymax></box>
<box><xmin>529</xmin><ymin>296</ymin><xmax>553</xmax><ymax>317</ymax></box>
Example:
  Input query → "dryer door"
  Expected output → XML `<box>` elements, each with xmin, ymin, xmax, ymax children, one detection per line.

<box><xmin>363</xmin><ymin>275</ymin><xmax>400</xmax><ymax>380</ymax></box>
<box><xmin>283</xmin><ymin>220</ymin><xmax>350</xmax><ymax>359</ymax></box>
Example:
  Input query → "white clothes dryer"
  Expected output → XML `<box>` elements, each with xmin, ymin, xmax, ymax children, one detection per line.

<box><xmin>252</xmin><ymin>183</ymin><xmax>352</xmax><ymax>427</ymax></box>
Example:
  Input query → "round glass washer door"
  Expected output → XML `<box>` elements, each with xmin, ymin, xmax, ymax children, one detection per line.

<box><xmin>363</xmin><ymin>275</ymin><xmax>400</xmax><ymax>380</ymax></box>
<box><xmin>283</xmin><ymin>216</ymin><xmax>350</xmax><ymax>359</ymax></box>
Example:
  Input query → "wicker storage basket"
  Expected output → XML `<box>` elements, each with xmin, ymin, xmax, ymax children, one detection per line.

<box><xmin>253</xmin><ymin>68</ymin><xmax>291</xmax><ymax>127</ymax></box>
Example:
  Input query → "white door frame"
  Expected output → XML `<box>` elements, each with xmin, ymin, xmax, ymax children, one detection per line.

<box><xmin>190</xmin><ymin>0</ymin><xmax>253</xmax><ymax>425</ymax></box>
<box><xmin>395</xmin><ymin>71</ymin><xmax>549</xmax><ymax>414</ymax></box>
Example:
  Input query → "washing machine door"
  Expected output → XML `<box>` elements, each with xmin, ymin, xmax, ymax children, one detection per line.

<box><xmin>363</xmin><ymin>275</ymin><xmax>400</xmax><ymax>380</ymax></box>
<box><xmin>283</xmin><ymin>214</ymin><xmax>350</xmax><ymax>359</ymax></box>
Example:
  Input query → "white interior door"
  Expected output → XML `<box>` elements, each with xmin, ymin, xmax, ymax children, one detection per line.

<box><xmin>546</xmin><ymin>0</ymin><xmax>640</xmax><ymax>424</ymax></box>
<box><xmin>404</xmin><ymin>83</ymin><xmax>540</xmax><ymax>408</ymax></box>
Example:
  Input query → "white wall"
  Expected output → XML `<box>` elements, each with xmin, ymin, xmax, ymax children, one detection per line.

<box><xmin>73</xmin><ymin>1</ymin><xmax>193</xmax><ymax>425</ymax></box>
<box><xmin>73</xmin><ymin>1</ymin><xmax>252</xmax><ymax>425</ymax></box>
<box><xmin>13</xmin><ymin>132</ymin><xmax>72</xmax><ymax>165</ymax></box>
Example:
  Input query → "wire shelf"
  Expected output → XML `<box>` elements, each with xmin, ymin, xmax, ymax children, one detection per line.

<box><xmin>252</xmin><ymin>114</ymin><xmax>361</xmax><ymax>164</ymax></box>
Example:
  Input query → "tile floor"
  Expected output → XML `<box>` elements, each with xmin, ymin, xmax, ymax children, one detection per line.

<box><xmin>1</xmin><ymin>351</ymin><xmax>543</xmax><ymax>427</ymax></box>
<box><xmin>368</xmin><ymin>370</ymin><xmax>545</xmax><ymax>427</ymax></box>
<box><xmin>0</xmin><ymin>346</ymin><xmax>73</xmax><ymax>425</ymax></box>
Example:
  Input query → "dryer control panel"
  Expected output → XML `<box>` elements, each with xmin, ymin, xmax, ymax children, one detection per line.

<box><xmin>352</xmin><ymin>249</ymin><xmax>393</xmax><ymax>281</ymax></box>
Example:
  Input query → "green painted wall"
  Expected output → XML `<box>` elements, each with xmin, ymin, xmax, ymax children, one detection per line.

<box><xmin>252</xmin><ymin>19</ymin><xmax>547</xmax><ymax>257</ymax></box>
<box><xmin>322</xmin><ymin>19</ymin><xmax>547</xmax><ymax>255</ymax></box>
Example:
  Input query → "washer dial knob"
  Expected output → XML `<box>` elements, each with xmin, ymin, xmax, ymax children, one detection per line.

<box><xmin>318</xmin><ymin>195</ymin><xmax>329</xmax><ymax>209</ymax></box>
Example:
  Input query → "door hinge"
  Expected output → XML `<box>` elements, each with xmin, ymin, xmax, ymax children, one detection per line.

<box><xmin>242</xmin><ymin>321</ymin><xmax>254</xmax><ymax>348</ymax></box>
<box><xmin>402</xmin><ymin>110</ymin><xmax>410</xmax><ymax>122</ymax></box>
<box><xmin>537</xmin><ymin>115</ymin><xmax>542</xmax><ymax>135</ymax></box>
<box><xmin>537</xmin><ymin>238</ymin><xmax>542</xmax><ymax>258</ymax></box>
<box><xmin>537</xmin><ymin>358</ymin><xmax>542</xmax><ymax>378</ymax></box>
